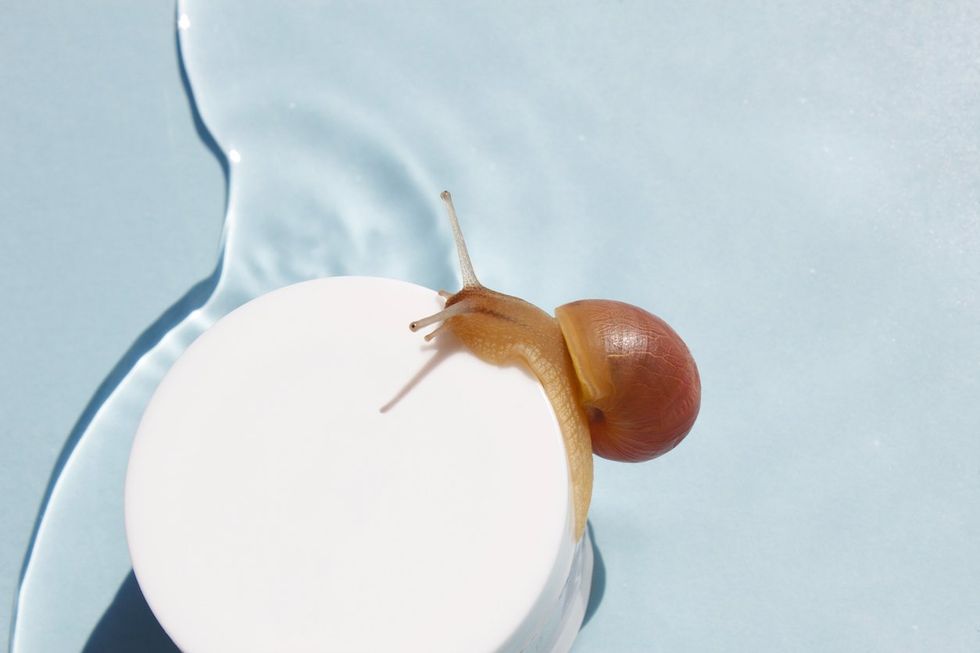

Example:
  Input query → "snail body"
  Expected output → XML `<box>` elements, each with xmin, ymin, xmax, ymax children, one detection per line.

<box><xmin>411</xmin><ymin>192</ymin><xmax>701</xmax><ymax>539</ymax></box>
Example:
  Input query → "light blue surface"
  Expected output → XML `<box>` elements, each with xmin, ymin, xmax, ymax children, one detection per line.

<box><xmin>0</xmin><ymin>2</ymin><xmax>223</xmax><ymax>650</ymax></box>
<box><xmin>4</xmin><ymin>1</ymin><xmax>980</xmax><ymax>651</ymax></box>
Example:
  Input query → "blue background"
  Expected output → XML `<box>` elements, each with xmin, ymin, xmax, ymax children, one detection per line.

<box><xmin>0</xmin><ymin>2</ymin><xmax>223</xmax><ymax>646</ymax></box>
<box><xmin>3</xmin><ymin>1</ymin><xmax>980</xmax><ymax>651</ymax></box>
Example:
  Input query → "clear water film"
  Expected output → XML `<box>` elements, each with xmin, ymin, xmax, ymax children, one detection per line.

<box><xmin>12</xmin><ymin>2</ymin><xmax>980</xmax><ymax>651</ymax></box>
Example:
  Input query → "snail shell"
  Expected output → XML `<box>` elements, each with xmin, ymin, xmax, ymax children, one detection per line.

<box><xmin>556</xmin><ymin>300</ymin><xmax>701</xmax><ymax>462</ymax></box>
<box><xmin>409</xmin><ymin>191</ymin><xmax>701</xmax><ymax>538</ymax></box>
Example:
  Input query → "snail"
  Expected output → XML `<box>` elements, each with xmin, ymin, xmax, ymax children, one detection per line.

<box><xmin>410</xmin><ymin>191</ymin><xmax>701</xmax><ymax>539</ymax></box>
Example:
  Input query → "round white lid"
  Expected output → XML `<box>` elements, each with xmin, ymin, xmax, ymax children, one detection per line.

<box><xmin>125</xmin><ymin>276</ymin><xmax>575</xmax><ymax>652</ymax></box>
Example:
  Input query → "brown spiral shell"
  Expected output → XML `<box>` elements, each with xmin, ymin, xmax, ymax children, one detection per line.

<box><xmin>555</xmin><ymin>299</ymin><xmax>701</xmax><ymax>462</ymax></box>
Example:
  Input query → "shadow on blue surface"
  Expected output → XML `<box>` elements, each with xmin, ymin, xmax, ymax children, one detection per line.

<box><xmin>9</xmin><ymin>265</ymin><xmax>222</xmax><ymax>647</ymax></box>
<box><xmin>83</xmin><ymin>571</ymin><xmax>178</xmax><ymax>653</ymax></box>
<box><xmin>8</xmin><ymin>18</ymin><xmax>229</xmax><ymax>650</ymax></box>
<box><xmin>582</xmin><ymin>522</ymin><xmax>606</xmax><ymax>629</ymax></box>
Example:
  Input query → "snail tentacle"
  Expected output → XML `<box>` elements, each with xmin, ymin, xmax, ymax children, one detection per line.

<box><xmin>441</xmin><ymin>190</ymin><xmax>481</xmax><ymax>288</ymax></box>
<box><xmin>408</xmin><ymin>300</ymin><xmax>472</xmax><ymax>332</ymax></box>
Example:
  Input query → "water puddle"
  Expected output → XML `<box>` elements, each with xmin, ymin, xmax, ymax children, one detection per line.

<box><xmin>10</xmin><ymin>2</ymin><xmax>635</xmax><ymax>648</ymax></box>
<box><xmin>15</xmin><ymin>1</ymin><xmax>980</xmax><ymax>651</ymax></box>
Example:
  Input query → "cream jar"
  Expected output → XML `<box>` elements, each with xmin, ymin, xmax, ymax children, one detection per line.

<box><xmin>125</xmin><ymin>276</ymin><xmax>592</xmax><ymax>652</ymax></box>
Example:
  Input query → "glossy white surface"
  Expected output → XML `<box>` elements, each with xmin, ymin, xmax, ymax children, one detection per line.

<box><xmin>125</xmin><ymin>277</ymin><xmax>579</xmax><ymax>652</ymax></box>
